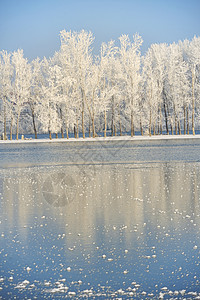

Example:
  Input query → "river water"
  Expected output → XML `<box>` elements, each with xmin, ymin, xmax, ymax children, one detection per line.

<box><xmin>0</xmin><ymin>138</ymin><xmax>200</xmax><ymax>299</ymax></box>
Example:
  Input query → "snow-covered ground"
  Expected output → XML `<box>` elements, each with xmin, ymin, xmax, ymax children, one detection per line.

<box><xmin>1</xmin><ymin>134</ymin><xmax>200</xmax><ymax>144</ymax></box>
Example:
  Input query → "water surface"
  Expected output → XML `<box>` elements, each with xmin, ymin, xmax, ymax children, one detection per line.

<box><xmin>0</xmin><ymin>139</ymin><xmax>200</xmax><ymax>299</ymax></box>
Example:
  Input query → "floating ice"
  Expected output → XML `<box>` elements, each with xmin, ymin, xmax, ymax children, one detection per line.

<box><xmin>68</xmin><ymin>291</ymin><xmax>76</xmax><ymax>296</ymax></box>
<box><xmin>15</xmin><ymin>280</ymin><xmax>30</xmax><ymax>289</ymax></box>
<box><xmin>117</xmin><ymin>288</ymin><xmax>125</xmax><ymax>295</ymax></box>
<box><xmin>159</xmin><ymin>292</ymin><xmax>164</xmax><ymax>299</ymax></box>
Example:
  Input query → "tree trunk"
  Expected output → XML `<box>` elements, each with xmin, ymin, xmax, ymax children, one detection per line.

<box><xmin>48</xmin><ymin>101</ymin><xmax>52</xmax><ymax>140</ymax></box>
<box><xmin>119</xmin><ymin>122</ymin><xmax>122</xmax><ymax>136</ymax></box>
<box><xmin>76</xmin><ymin>119</ymin><xmax>79</xmax><ymax>138</ymax></box>
<box><xmin>89</xmin><ymin>117</ymin><xmax>91</xmax><ymax>138</ymax></box>
<box><xmin>149</xmin><ymin>106</ymin><xmax>152</xmax><ymax>136</ymax></box>
<box><xmin>131</xmin><ymin>109</ymin><xmax>134</xmax><ymax>137</ymax></box>
<box><xmin>171</xmin><ymin>118</ymin><xmax>173</xmax><ymax>135</ymax></box>
<box><xmin>140</xmin><ymin>117</ymin><xmax>143</xmax><ymax>136</ymax></box>
<box><xmin>66</xmin><ymin>126</ymin><xmax>69</xmax><ymax>139</ymax></box>
<box><xmin>74</xmin><ymin>125</ymin><xmax>76</xmax><ymax>138</ymax></box>
<box><xmin>92</xmin><ymin>116</ymin><xmax>95</xmax><ymax>138</ymax></box>
<box><xmin>65</xmin><ymin>107</ymin><xmax>69</xmax><ymax>139</ymax></box>
<box><xmin>153</xmin><ymin>121</ymin><xmax>156</xmax><ymax>135</ymax></box>
<box><xmin>175</xmin><ymin>119</ymin><xmax>177</xmax><ymax>135</ymax></box>
<box><xmin>59</xmin><ymin>108</ymin><xmax>64</xmax><ymax>138</ymax></box>
<box><xmin>31</xmin><ymin>108</ymin><xmax>37</xmax><ymax>139</ymax></box>
<box><xmin>111</xmin><ymin>95</ymin><xmax>115</xmax><ymax>136</ymax></box>
<box><xmin>174</xmin><ymin>104</ymin><xmax>177</xmax><ymax>135</ymax></box>
<box><xmin>92</xmin><ymin>91</ymin><xmax>96</xmax><ymax>138</ymax></box>
<box><xmin>167</xmin><ymin>103</ymin><xmax>171</xmax><ymax>135</ymax></box>
<box><xmin>163</xmin><ymin>101</ymin><xmax>169</xmax><ymax>134</ymax></box>
<box><xmin>118</xmin><ymin>108</ymin><xmax>122</xmax><ymax>136</ymax></box>
<box><xmin>10</xmin><ymin>116</ymin><xmax>13</xmax><ymax>141</ymax></box>
<box><xmin>48</xmin><ymin>115</ymin><xmax>52</xmax><ymax>139</ymax></box>
<box><xmin>81</xmin><ymin>91</ymin><xmax>85</xmax><ymax>138</ymax></box>
<box><xmin>56</xmin><ymin>133</ymin><xmax>58</xmax><ymax>139</ymax></box>
<box><xmin>192</xmin><ymin>67</ymin><xmax>195</xmax><ymax>135</ymax></box>
<box><xmin>157</xmin><ymin>122</ymin><xmax>160</xmax><ymax>135</ymax></box>
<box><xmin>159</xmin><ymin>104</ymin><xmax>162</xmax><ymax>134</ymax></box>
<box><xmin>184</xmin><ymin>105</ymin><xmax>186</xmax><ymax>135</ymax></box>
<box><xmin>82</xmin><ymin>110</ymin><xmax>85</xmax><ymax>138</ymax></box>
<box><xmin>113</xmin><ymin>100</ymin><xmax>116</xmax><ymax>136</ymax></box>
<box><xmin>104</xmin><ymin>110</ymin><xmax>107</xmax><ymax>138</ymax></box>
<box><xmin>61</xmin><ymin>127</ymin><xmax>64</xmax><ymax>138</ymax></box>
<box><xmin>16</xmin><ymin>113</ymin><xmax>20</xmax><ymax>141</ymax></box>
<box><xmin>175</xmin><ymin>116</ymin><xmax>177</xmax><ymax>135</ymax></box>
<box><xmin>3</xmin><ymin>99</ymin><xmax>7</xmax><ymax>140</ymax></box>
<box><xmin>187</xmin><ymin>106</ymin><xmax>189</xmax><ymax>134</ymax></box>
<box><xmin>178</xmin><ymin>118</ymin><xmax>181</xmax><ymax>135</ymax></box>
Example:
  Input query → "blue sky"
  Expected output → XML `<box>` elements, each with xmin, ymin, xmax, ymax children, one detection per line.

<box><xmin>0</xmin><ymin>0</ymin><xmax>200</xmax><ymax>61</ymax></box>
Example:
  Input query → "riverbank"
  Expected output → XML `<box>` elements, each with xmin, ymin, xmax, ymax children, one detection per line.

<box><xmin>1</xmin><ymin>134</ymin><xmax>200</xmax><ymax>144</ymax></box>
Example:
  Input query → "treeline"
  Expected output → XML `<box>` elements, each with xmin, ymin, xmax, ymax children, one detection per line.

<box><xmin>0</xmin><ymin>30</ymin><xmax>200</xmax><ymax>140</ymax></box>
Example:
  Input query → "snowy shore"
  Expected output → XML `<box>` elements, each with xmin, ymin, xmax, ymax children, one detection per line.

<box><xmin>1</xmin><ymin>134</ymin><xmax>200</xmax><ymax>144</ymax></box>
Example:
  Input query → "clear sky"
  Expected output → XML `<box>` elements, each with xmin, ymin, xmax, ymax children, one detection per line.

<box><xmin>0</xmin><ymin>0</ymin><xmax>200</xmax><ymax>61</ymax></box>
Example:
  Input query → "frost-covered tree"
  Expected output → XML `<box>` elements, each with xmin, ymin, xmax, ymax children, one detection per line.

<box><xmin>118</xmin><ymin>34</ymin><xmax>143</xmax><ymax>136</ymax></box>
<box><xmin>59</xmin><ymin>30</ymin><xmax>94</xmax><ymax>138</ymax></box>
<box><xmin>27</xmin><ymin>57</ymin><xmax>43</xmax><ymax>138</ymax></box>
<box><xmin>143</xmin><ymin>48</ymin><xmax>160</xmax><ymax>135</ymax></box>
<box><xmin>85</xmin><ymin>61</ymin><xmax>101</xmax><ymax>137</ymax></box>
<box><xmin>149</xmin><ymin>43</ymin><xmax>168</xmax><ymax>134</ymax></box>
<box><xmin>166</xmin><ymin>43</ymin><xmax>190</xmax><ymax>134</ymax></box>
<box><xmin>0</xmin><ymin>31</ymin><xmax>200</xmax><ymax>139</ymax></box>
<box><xmin>11</xmin><ymin>49</ymin><xmax>31</xmax><ymax>140</ymax></box>
<box><xmin>55</xmin><ymin>49</ymin><xmax>74</xmax><ymax>138</ymax></box>
<box><xmin>0</xmin><ymin>51</ymin><xmax>13</xmax><ymax>139</ymax></box>
<box><xmin>38</xmin><ymin>57</ymin><xmax>63</xmax><ymax>139</ymax></box>
<box><xmin>99</xmin><ymin>40</ymin><xmax>119</xmax><ymax>137</ymax></box>
<box><xmin>181</xmin><ymin>36</ymin><xmax>200</xmax><ymax>134</ymax></box>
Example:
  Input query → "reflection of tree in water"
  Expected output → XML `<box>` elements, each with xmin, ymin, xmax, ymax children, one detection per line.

<box><xmin>2</xmin><ymin>157</ymin><xmax>200</xmax><ymax>299</ymax></box>
<box><xmin>2</xmin><ymin>162</ymin><xmax>200</xmax><ymax>236</ymax></box>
